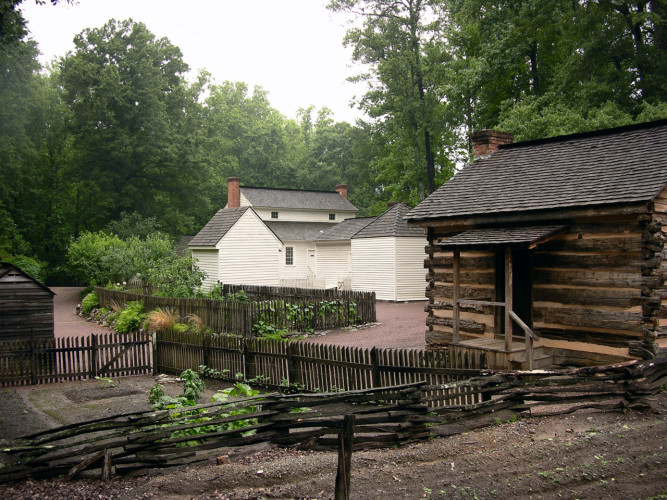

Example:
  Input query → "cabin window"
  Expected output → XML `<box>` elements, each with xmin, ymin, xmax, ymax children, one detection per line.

<box><xmin>329</xmin><ymin>213</ymin><xmax>336</xmax><ymax>221</ymax></box>
<box><xmin>271</xmin><ymin>211</ymin><xmax>279</xmax><ymax>219</ymax></box>
<box><xmin>285</xmin><ymin>246</ymin><xmax>294</xmax><ymax>266</ymax></box>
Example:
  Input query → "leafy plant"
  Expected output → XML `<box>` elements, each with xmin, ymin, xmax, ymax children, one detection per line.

<box><xmin>95</xmin><ymin>376</ymin><xmax>115</xmax><ymax>388</ymax></box>
<box><xmin>225</xmin><ymin>289</ymin><xmax>248</xmax><ymax>302</ymax></box>
<box><xmin>114</xmin><ymin>301</ymin><xmax>146</xmax><ymax>333</ymax></box>
<box><xmin>81</xmin><ymin>291</ymin><xmax>99</xmax><ymax>315</ymax></box>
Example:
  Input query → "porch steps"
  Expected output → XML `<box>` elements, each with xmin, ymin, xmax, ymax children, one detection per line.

<box><xmin>450</xmin><ymin>338</ymin><xmax>555</xmax><ymax>370</ymax></box>
<box><xmin>509</xmin><ymin>348</ymin><xmax>555</xmax><ymax>370</ymax></box>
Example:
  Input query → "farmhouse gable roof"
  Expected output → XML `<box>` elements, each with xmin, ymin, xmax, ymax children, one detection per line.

<box><xmin>189</xmin><ymin>207</ymin><xmax>252</xmax><ymax>247</ymax></box>
<box><xmin>241</xmin><ymin>186</ymin><xmax>358</xmax><ymax>211</ymax></box>
<box><xmin>355</xmin><ymin>202</ymin><xmax>424</xmax><ymax>238</ymax></box>
<box><xmin>405</xmin><ymin>119</ymin><xmax>667</xmax><ymax>222</ymax></box>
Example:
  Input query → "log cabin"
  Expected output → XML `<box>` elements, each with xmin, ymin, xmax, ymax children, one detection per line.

<box><xmin>405</xmin><ymin>119</ymin><xmax>667</xmax><ymax>369</ymax></box>
<box><xmin>0</xmin><ymin>263</ymin><xmax>55</xmax><ymax>341</ymax></box>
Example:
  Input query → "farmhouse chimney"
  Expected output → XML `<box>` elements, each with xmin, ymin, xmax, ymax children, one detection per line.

<box><xmin>471</xmin><ymin>130</ymin><xmax>514</xmax><ymax>159</ymax></box>
<box><xmin>227</xmin><ymin>177</ymin><xmax>240</xmax><ymax>208</ymax></box>
<box><xmin>335</xmin><ymin>184</ymin><xmax>348</xmax><ymax>199</ymax></box>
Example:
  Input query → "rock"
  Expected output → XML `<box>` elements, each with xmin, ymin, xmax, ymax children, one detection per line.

<box><xmin>216</xmin><ymin>455</ymin><xmax>230</xmax><ymax>465</ymax></box>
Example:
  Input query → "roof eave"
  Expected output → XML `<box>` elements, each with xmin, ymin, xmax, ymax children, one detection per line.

<box><xmin>406</xmin><ymin>201</ymin><xmax>651</xmax><ymax>228</ymax></box>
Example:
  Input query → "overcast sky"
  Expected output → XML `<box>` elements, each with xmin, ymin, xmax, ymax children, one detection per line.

<box><xmin>20</xmin><ymin>0</ymin><xmax>365</xmax><ymax>123</ymax></box>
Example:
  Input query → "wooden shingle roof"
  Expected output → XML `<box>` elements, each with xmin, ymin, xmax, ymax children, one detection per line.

<box><xmin>265</xmin><ymin>222</ymin><xmax>334</xmax><ymax>241</ymax></box>
<box><xmin>189</xmin><ymin>207</ymin><xmax>250</xmax><ymax>247</ymax></box>
<box><xmin>354</xmin><ymin>203</ymin><xmax>424</xmax><ymax>238</ymax></box>
<box><xmin>406</xmin><ymin>120</ymin><xmax>667</xmax><ymax>223</ymax></box>
<box><xmin>315</xmin><ymin>217</ymin><xmax>377</xmax><ymax>241</ymax></box>
<box><xmin>241</xmin><ymin>187</ymin><xmax>358</xmax><ymax>211</ymax></box>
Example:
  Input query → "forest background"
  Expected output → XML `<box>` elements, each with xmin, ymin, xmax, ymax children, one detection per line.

<box><xmin>1</xmin><ymin>0</ymin><xmax>665</xmax><ymax>284</ymax></box>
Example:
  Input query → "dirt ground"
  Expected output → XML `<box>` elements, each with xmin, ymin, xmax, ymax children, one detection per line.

<box><xmin>1</xmin><ymin>375</ymin><xmax>666</xmax><ymax>500</ymax></box>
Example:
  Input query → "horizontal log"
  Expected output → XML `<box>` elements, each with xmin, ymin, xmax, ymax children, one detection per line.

<box><xmin>533</xmin><ymin>306</ymin><xmax>645</xmax><ymax>333</ymax></box>
<box><xmin>426</xmin><ymin>316</ymin><xmax>486</xmax><ymax>334</ymax></box>
<box><xmin>429</xmin><ymin>270</ymin><xmax>495</xmax><ymax>285</ymax></box>
<box><xmin>532</xmin><ymin>252</ymin><xmax>652</xmax><ymax>270</ymax></box>
<box><xmin>533</xmin><ymin>269</ymin><xmax>651</xmax><ymax>288</ymax></box>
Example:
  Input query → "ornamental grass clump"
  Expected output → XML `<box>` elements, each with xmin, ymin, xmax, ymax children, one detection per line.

<box><xmin>146</xmin><ymin>308</ymin><xmax>180</xmax><ymax>332</ymax></box>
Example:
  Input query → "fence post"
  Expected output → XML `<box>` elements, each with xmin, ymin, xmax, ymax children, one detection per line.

<box><xmin>90</xmin><ymin>335</ymin><xmax>98</xmax><ymax>378</ymax></box>
<box><xmin>152</xmin><ymin>332</ymin><xmax>158</xmax><ymax>375</ymax></box>
<box><xmin>370</xmin><ymin>347</ymin><xmax>380</xmax><ymax>388</ymax></box>
<box><xmin>29</xmin><ymin>329</ymin><xmax>36</xmax><ymax>386</ymax></box>
<box><xmin>242</xmin><ymin>338</ymin><xmax>250</xmax><ymax>380</ymax></box>
<box><xmin>202</xmin><ymin>335</ymin><xmax>209</xmax><ymax>367</ymax></box>
<box><xmin>334</xmin><ymin>414</ymin><xmax>356</xmax><ymax>500</ymax></box>
<box><xmin>287</xmin><ymin>342</ymin><xmax>298</xmax><ymax>385</ymax></box>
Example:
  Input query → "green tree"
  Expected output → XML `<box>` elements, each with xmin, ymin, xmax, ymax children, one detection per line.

<box><xmin>328</xmin><ymin>0</ymin><xmax>456</xmax><ymax>201</ymax></box>
<box><xmin>58</xmin><ymin>19</ymin><xmax>206</xmax><ymax>234</ymax></box>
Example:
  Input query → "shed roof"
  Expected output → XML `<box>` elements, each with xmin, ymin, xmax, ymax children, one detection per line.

<box><xmin>241</xmin><ymin>187</ymin><xmax>358</xmax><ymax>211</ymax></box>
<box><xmin>189</xmin><ymin>207</ymin><xmax>250</xmax><ymax>247</ymax></box>
<box><xmin>354</xmin><ymin>203</ymin><xmax>424</xmax><ymax>238</ymax></box>
<box><xmin>265</xmin><ymin>222</ymin><xmax>335</xmax><ymax>241</ymax></box>
<box><xmin>0</xmin><ymin>263</ymin><xmax>55</xmax><ymax>295</ymax></box>
<box><xmin>406</xmin><ymin>120</ymin><xmax>667</xmax><ymax>222</ymax></box>
<box><xmin>438</xmin><ymin>225</ymin><xmax>567</xmax><ymax>249</ymax></box>
<box><xmin>315</xmin><ymin>217</ymin><xmax>377</xmax><ymax>241</ymax></box>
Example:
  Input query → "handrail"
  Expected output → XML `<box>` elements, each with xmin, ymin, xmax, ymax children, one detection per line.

<box><xmin>454</xmin><ymin>299</ymin><xmax>540</xmax><ymax>370</ymax></box>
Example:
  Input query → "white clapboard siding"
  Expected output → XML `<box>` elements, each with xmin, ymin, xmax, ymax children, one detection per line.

<box><xmin>315</xmin><ymin>241</ymin><xmax>352</xmax><ymax>289</ymax></box>
<box><xmin>394</xmin><ymin>237</ymin><xmax>428</xmax><ymax>301</ymax></box>
<box><xmin>217</xmin><ymin>209</ymin><xmax>281</xmax><ymax>286</ymax></box>
<box><xmin>280</xmin><ymin>240</ymin><xmax>314</xmax><ymax>281</ymax></box>
<box><xmin>191</xmin><ymin>249</ymin><xmax>220</xmax><ymax>290</ymax></box>
<box><xmin>351</xmin><ymin>237</ymin><xmax>396</xmax><ymax>300</ymax></box>
<box><xmin>252</xmin><ymin>207</ymin><xmax>357</xmax><ymax>223</ymax></box>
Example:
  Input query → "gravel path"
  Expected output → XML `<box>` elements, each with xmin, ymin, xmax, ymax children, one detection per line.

<box><xmin>305</xmin><ymin>300</ymin><xmax>428</xmax><ymax>349</ymax></box>
<box><xmin>51</xmin><ymin>287</ymin><xmax>113</xmax><ymax>338</ymax></box>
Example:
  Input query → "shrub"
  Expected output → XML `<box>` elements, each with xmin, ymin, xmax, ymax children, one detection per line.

<box><xmin>81</xmin><ymin>291</ymin><xmax>99</xmax><ymax>315</ymax></box>
<box><xmin>115</xmin><ymin>301</ymin><xmax>146</xmax><ymax>333</ymax></box>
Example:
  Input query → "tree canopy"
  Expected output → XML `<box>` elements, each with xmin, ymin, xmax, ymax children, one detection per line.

<box><xmin>1</xmin><ymin>2</ymin><xmax>665</xmax><ymax>283</ymax></box>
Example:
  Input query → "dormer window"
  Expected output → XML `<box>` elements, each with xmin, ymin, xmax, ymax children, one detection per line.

<box><xmin>329</xmin><ymin>213</ymin><xmax>336</xmax><ymax>221</ymax></box>
<box><xmin>271</xmin><ymin>211</ymin><xmax>279</xmax><ymax>219</ymax></box>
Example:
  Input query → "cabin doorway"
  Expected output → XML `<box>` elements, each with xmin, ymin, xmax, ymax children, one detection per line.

<box><xmin>495</xmin><ymin>247</ymin><xmax>533</xmax><ymax>337</ymax></box>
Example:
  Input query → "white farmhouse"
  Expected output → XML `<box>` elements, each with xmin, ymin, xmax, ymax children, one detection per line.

<box><xmin>189</xmin><ymin>179</ymin><xmax>427</xmax><ymax>300</ymax></box>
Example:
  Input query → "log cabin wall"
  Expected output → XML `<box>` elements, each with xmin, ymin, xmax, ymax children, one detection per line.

<box><xmin>647</xmin><ymin>187</ymin><xmax>667</xmax><ymax>356</ymax></box>
<box><xmin>424</xmin><ymin>207</ymin><xmax>665</xmax><ymax>359</ymax></box>
<box><xmin>531</xmin><ymin>215</ymin><xmax>650</xmax><ymax>357</ymax></box>
<box><xmin>0</xmin><ymin>264</ymin><xmax>55</xmax><ymax>341</ymax></box>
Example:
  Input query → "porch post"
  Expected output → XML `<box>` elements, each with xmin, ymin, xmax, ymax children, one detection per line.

<box><xmin>504</xmin><ymin>247</ymin><xmax>513</xmax><ymax>352</ymax></box>
<box><xmin>452</xmin><ymin>249</ymin><xmax>460</xmax><ymax>344</ymax></box>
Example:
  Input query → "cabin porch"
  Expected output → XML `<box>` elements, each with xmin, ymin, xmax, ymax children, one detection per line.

<box><xmin>442</xmin><ymin>226</ymin><xmax>567</xmax><ymax>371</ymax></box>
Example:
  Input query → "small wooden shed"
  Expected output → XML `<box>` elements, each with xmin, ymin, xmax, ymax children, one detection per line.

<box><xmin>351</xmin><ymin>202</ymin><xmax>427</xmax><ymax>301</ymax></box>
<box><xmin>405</xmin><ymin>120</ymin><xmax>667</xmax><ymax>368</ymax></box>
<box><xmin>0</xmin><ymin>263</ymin><xmax>55</xmax><ymax>341</ymax></box>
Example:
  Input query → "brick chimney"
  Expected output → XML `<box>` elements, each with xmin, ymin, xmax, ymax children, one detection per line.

<box><xmin>227</xmin><ymin>177</ymin><xmax>240</xmax><ymax>208</ymax></box>
<box><xmin>471</xmin><ymin>130</ymin><xmax>514</xmax><ymax>159</ymax></box>
<box><xmin>335</xmin><ymin>184</ymin><xmax>348</xmax><ymax>199</ymax></box>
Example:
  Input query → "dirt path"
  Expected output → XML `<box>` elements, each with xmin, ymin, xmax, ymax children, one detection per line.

<box><xmin>1</xmin><ymin>376</ymin><xmax>665</xmax><ymax>499</ymax></box>
<box><xmin>51</xmin><ymin>287</ymin><xmax>113</xmax><ymax>338</ymax></box>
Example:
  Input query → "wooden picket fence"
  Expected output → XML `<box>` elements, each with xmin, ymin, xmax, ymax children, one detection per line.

<box><xmin>154</xmin><ymin>331</ymin><xmax>481</xmax><ymax>407</ymax></box>
<box><xmin>0</xmin><ymin>333</ymin><xmax>151</xmax><ymax>386</ymax></box>
<box><xmin>96</xmin><ymin>286</ymin><xmax>375</xmax><ymax>336</ymax></box>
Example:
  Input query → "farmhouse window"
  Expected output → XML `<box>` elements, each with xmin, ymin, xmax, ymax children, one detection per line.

<box><xmin>329</xmin><ymin>213</ymin><xmax>336</xmax><ymax>221</ymax></box>
<box><xmin>285</xmin><ymin>246</ymin><xmax>294</xmax><ymax>265</ymax></box>
<box><xmin>271</xmin><ymin>211</ymin><xmax>279</xmax><ymax>219</ymax></box>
